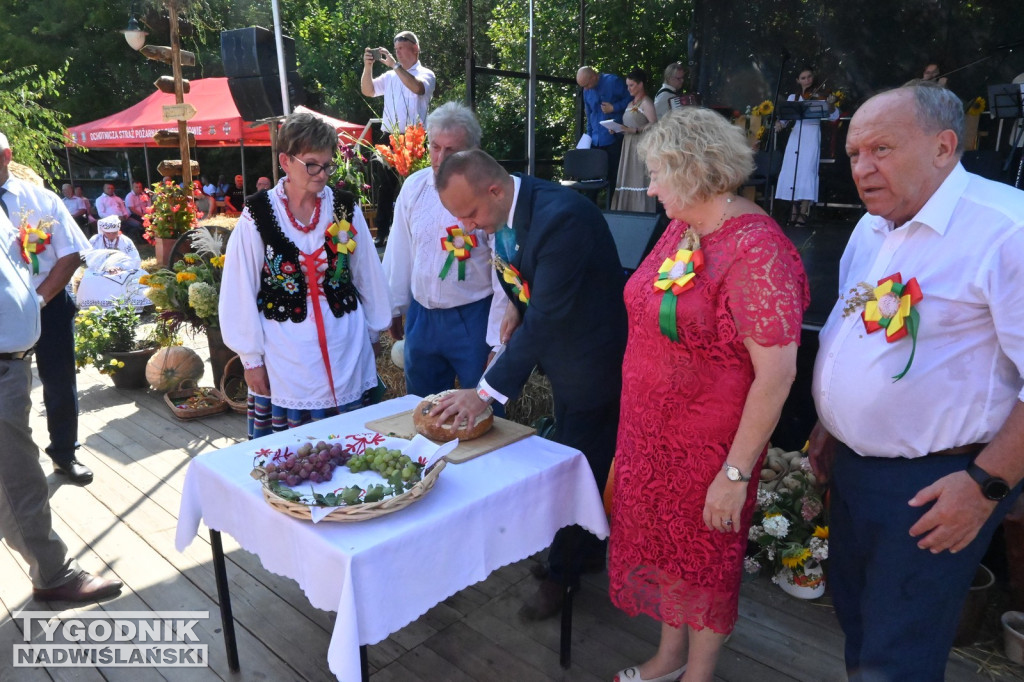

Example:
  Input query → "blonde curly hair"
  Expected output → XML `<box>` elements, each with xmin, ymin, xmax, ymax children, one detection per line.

<box><xmin>637</xmin><ymin>107</ymin><xmax>754</xmax><ymax>208</ymax></box>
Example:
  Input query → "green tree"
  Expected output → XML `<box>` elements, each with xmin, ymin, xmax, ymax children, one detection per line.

<box><xmin>0</xmin><ymin>63</ymin><xmax>75</xmax><ymax>186</ymax></box>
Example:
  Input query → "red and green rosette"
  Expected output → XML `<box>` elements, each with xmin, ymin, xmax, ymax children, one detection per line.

<box><xmin>439</xmin><ymin>225</ymin><xmax>478</xmax><ymax>281</ymax></box>
<box><xmin>502</xmin><ymin>263</ymin><xmax>530</xmax><ymax>305</ymax></box>
<box><xmin>326</xmin><ymin>219</ymin><xmax>356</xmax><ymax>283</ymax></box>
<box><xmin>653</xmin><ymin>248</ymin><xmax>704</xmax><ymax>341</ymax></box>
<box><xmin>19</xmin><ymin>225</ymin><xmax>51</xmax><ymax>275</ymax></box>
<box><xmin>862</xmin><ymin>272</ymin><xmax>923</xmax><ymax>381</ymax></box>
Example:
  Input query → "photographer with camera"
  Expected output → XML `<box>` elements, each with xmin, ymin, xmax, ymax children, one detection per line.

<box><xmin>361</xmin><ymin>30</ymin><xmax>436</xmax><ymax>246</ymax></box>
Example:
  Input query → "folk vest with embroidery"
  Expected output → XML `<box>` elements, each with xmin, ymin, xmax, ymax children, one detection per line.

<box><xmin>249</xmin><ymin>187</ymin><xmax>359</xmax><ymax>322</ymax></box>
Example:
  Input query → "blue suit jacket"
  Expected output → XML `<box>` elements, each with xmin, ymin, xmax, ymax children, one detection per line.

<box><xmin>485</xmin><ymin>175</ymin><xmax>627</xmax><ymax>411</ymax></box>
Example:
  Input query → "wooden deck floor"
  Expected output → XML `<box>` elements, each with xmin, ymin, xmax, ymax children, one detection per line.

<box><xmin>2</xmin><ymin>333</ymin><xmax>1022</xmax><ymax>682</ymax></box>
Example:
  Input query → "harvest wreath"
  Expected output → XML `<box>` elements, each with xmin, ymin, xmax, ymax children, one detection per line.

<box><xmin>251</xmin><ymin>432</ymin><xmax>446</xmax><ymax>522</ymax></box>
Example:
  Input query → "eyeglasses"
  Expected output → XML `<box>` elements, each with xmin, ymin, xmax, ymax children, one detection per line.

<box><xmin>291</xmin><ymin>156</ymin><xmax>339</xmax><ymax>177</ymax></box>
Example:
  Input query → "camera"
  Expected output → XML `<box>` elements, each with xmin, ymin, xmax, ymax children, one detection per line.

<box><xmin>371</xmin><ymin>48</ymin><xmax>385</xmax><ymax>61</ymax></box>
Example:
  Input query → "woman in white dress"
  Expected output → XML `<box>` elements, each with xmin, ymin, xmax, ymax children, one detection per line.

<box><xmin>219</xmin><ymin>112</ymin><xmax>391</xmax><ymax>439</ymax></box>
<box><xmin>77</xmin><ymin>216</ymin><xmax>150</xmax><ymax>309</ymax></box>
<box><xmin>774</xmin><ymin>68</ymin><xmax>839</xmax><ymax>226</ymax></box>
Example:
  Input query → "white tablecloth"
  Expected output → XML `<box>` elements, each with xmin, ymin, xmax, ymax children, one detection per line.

<box><xmin>175</xmin><ymin>395</ymin><xmax>609</xmax><ymax>682</ymax></box>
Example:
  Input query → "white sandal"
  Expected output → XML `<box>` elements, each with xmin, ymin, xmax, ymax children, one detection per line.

<box><xmin>613</xmin><ymin>664</ymin><xmax>687</xmax><ymax>682</ymax></box>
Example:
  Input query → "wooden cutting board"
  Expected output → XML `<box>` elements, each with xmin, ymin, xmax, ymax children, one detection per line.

<box><xmin>365</xmin><ymin>410</ymin><xmax>536</xmax><ymax>464</ymax></box>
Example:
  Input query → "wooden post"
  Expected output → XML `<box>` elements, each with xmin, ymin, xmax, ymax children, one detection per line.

<box><xmin>168</xmin><ymin>0</ymin><xmax>193</xmax><ymax>189</ymax></box>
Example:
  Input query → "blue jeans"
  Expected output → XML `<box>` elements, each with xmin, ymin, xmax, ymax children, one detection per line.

<box><xmin>37</xmin><ymin>290</ymin><xmax>80</xmax><ymax>466</ymax></box>
<box><xmin>830</xmin><ymin>443</ymin><xmax>1022</xmax><ymax>681</ymax></box>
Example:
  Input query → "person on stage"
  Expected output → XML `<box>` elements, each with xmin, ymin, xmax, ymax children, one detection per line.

<box><xmin>219</xmin><ymin>112</ymin><xmax>391</xmax><ymax>439</ymax></box>
<box><xmin>774</xmin><ymin>67</ymin><xmax>839</xmax><ymax>226</ymax></box>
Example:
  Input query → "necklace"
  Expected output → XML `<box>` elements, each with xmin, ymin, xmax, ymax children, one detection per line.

<box><xmin>682</xmin><ymin>194</ymin><xmax>735</xmax><ymax>248</ymax></box>
<box><xmin>280</xmin><ymin>190</ymin><xmax>322</xmax><ymax>233</ymax></box>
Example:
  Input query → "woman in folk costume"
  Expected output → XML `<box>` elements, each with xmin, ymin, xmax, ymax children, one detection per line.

<box><xmin>220</xmin><ymin>112</ymin><xmax>391</xmax><ymax>439</ymax></box>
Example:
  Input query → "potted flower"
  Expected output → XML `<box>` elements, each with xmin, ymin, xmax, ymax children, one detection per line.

<box><xmin>745</xmin><ymin>447</ymin><xmax>829</xmax><ymax>599</ymax></box>
<box><xmin>143</xmin><ymin>180</ymin><xmax>203</xmax><ymax>265</ymax></box>
<box><xmin>143</xmin><ymin>226</ymin><xmax>231</xmax><ymax>381</ymax></box>
<box><xmin>74</xmin><ymin>295</ymin><xmax>158</xmax><ymax>389</ymax></box>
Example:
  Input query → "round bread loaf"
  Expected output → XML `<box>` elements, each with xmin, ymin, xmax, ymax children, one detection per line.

<box><xmin>412</xmin><ymin>390</ymin><xmax>494</xmax><ymax>442</ymax></box>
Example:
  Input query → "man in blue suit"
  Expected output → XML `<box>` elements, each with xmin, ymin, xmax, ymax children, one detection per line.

<box><xmin>576</xmin><ymin>66</ymin><xmax>631</xmax><ymax>200</ymax></box>
<box><xmin>433</xmin><ymin>149</ymin><xmax>627</xmax><ymax>620</ymax></box>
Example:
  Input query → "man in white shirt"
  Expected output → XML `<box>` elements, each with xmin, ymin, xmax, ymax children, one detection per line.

<box><xmin>361</xmin><ymin>30</ymin><xmax>436</xmax><ymax>247</ymax></box>
<box><xmin>0</xmin><ymin>207</ymin><xmax>122</xmax><ymax>602</ymax></box>
<box><xmin>61</xmin><ymin>183</ymin><xmax>91</xmax><ymax>233</ymax></box>
<box><xmin>95</xmin><ymin>182</ymin><xmax>143</xmax><ymax>240</ymax></box>
<box><xmin>382</xmin><ymin>103</ymin><xmax>503</xmax><ymax>404</ymax></box>
<box><xmin>0</xmin><ymin>132</ymin><xmax>94</xmax><ymax>485</ymax></box>
<box><xmin>810</xmin><ymin>82</ymin><xmax>1024</xmax><ymax>680</ymax></box>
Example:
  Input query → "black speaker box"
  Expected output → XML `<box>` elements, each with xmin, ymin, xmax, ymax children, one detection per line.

<box><xmin>227</xmin><ymin>73</ymin><xmax>307</xmax><ymax>121</ymax></box>
<box><xmin>221</xmin><ymin>26</ymin><xmax>298</xmax><ymax>78</ymax></box>
<box><xmin>603</xmin><ymin>210</ymin><xmax>668</xmax><ymax>272</ymax></box>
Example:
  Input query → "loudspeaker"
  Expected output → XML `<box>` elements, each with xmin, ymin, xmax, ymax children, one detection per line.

<box><xmin>227</xmin><ymin>72</ymin><xmax>307</xmax><ymax>121</ymax></box>
<box><xmin>603</xmin><ymin>210</ymin><xmax>667</xmax><ymax>272</ymax></box>
<box><xmin>221</xmin><ymin>26</ymin><xmax>298</xmax><ymax>78</ymax></box>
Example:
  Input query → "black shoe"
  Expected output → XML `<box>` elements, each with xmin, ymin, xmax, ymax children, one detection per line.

<box><xmin>54</xmin><ymin>459</ymin><xmax>93</xmax><ymax>485</ymax></box>
<box><xmin>519</xmin><ymin>579</ymin><xmax>564</xmax><ymax>621</ymax></box>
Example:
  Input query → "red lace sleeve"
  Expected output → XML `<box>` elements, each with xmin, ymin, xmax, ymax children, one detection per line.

<box><xmin>722</xmin><ymin>218</ymin><xmax>810</xmax><ymax>347</ymax></box>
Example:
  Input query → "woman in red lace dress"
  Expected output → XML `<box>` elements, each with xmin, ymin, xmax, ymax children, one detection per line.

<box><xmin>609</xmin><ymin>108</ymin><xmax>809</xmax><ymax>682</ymax></box>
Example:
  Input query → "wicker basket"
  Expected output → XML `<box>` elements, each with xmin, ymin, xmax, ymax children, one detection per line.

<box><xmin>220</xmin><ymin>355</ymin><xmax>248</xmax><ymax>414</ymax></box>
<box><xmin>164</xmin><ymin>380</ymin><xmax>229</xmax><ymax>420</ymax></box>
<box><xmin>257</xmin><ymin>459</ymin><xmax>446</xmax><ymax>522</ymax></box>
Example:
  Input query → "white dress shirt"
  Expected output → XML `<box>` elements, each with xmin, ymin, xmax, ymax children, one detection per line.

<box><xmin>382</xmin><ymin>167</ymin><xmax>504</xmax><ymax>328</ymax></box>
<box><xmin>219</xmin><ymin>180</ymin><xmax>392</xmax><ymax>410</ymax></box>
<box><xmin>61</xmin><ymin>195</ymin><xmax>88</xmax><ymax>217</ymax></box>
<box><xmin>95</xmin><ymin>192</ymin><xmax>130</xmax><ymax>219</ymax></box>
<box><xmin>1</xmin><ymin>177</ymin><xmax>90</xmax><ymax>289</ymax></box>
<box><xmin>478</xmin><ymin>175</ymin><xmax>522</xmax><ymax>405</ymax></box>
<box><xmin>813</xmin><ymin>164</ymin><xmax>1024</xmax><ymax>458</ymax></box>
<box><xmin>0</xmin><ymin>211</ymin><xmax>41</xmax><ymax>352</ymax></box>
<box><xmin>371</xmin><ymin>61</ymin><xmax>436</xmax><ymax>134</ymax></box>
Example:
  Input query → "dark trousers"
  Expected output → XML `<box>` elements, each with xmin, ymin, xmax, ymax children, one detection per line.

<box><xmin>830</xmin><ymin>443</ymin><xmax>1022</xmax><ymax>681</ymax></box>
<box><xmin>36</xmin><ymin>291</ymin><xmax>79</xmax><ymax>466</ymax></box>
<box><xmin>546</xmin><ymin>398</ymin><xmax>619</xmax><ymax>587</ymax></box>
<box><xmin>371</xmin><ymin>129</ymin><xmax>400</xmax><ymax>241</ymax></box>
<box><xmin>595</xmin><ymin>136</ymin><xmax>623</xmax><ymax>204</ymax></box>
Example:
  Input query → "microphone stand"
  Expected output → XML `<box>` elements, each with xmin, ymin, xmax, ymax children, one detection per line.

<box><xmin>765</xmin><ymin>49</ymin><xmax>789</xmax><ymax>215</ymax></box>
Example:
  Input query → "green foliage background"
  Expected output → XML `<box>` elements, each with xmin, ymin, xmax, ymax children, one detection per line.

<box><xmin>1</xmin><ymin>0</ymin><xmax>1021</xmax><ymax>185</ymax></box>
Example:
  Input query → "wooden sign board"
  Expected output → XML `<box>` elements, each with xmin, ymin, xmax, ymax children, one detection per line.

<box><xmin>140</xmin><ymin>45</ymin><xmax>196</xmax><ymax>67</ymax></box>
<box><xmin>157</xmin><ymin>159</ymin><xmax>200</xmax><ymax>178</ymax></box>
<box><xmin>152</xmin><ymin>130</ymin><xmax>196</xmax><ymax>147</ymax></box>
<box><xmin>162</xmin><ymin>103</ymin><xmax>197</xmax><ymax>122</ymax></box>
<box><xmin>154</xmin><ymin>76</ymin><xmax>190</xmax><ymax>94</ymax></box>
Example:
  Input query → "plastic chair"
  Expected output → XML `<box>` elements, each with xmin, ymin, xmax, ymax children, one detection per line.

<box><xmin>559</xmin><ymin>149</ymin><xmax>610</xmax><ymax>209</ymax></box>
<box><xmin>741</xmin><ymin>150</ymin><xmax>782</xmax><ymax>205</ymax></box>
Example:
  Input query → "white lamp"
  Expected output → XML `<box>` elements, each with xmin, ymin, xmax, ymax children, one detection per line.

<box><xmin>122</xmin><ymin>15</ymin><xmax>148</xmax><ymax>51</ymax></box>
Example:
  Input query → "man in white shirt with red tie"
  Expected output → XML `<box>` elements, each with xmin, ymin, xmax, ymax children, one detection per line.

<box><xmin>382</xmin><ymin>102</ymin><xmax>504</xmax><ymax>405</ymax></box>
<box><xmin>810</xmin><ymin>81</ymin><xmax>1024</xmax><ymax>681</ymax></box>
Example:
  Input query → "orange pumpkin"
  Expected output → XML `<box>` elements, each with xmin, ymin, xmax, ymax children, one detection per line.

<box><xmin>146</xmin><ymin>346</ymin><xmax>205</xmax><ymax>391</ymax></box>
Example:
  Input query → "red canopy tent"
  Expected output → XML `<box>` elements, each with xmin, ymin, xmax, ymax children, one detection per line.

<box><xmin>66</xmin><ymin>78</ymin><xmax>365</xmax><ymax>148</ymax></box>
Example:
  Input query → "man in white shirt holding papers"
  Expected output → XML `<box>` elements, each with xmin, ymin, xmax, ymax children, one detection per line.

<box><xmin>810</xmin><ymin>81</ymin><xmax>1024</xmax><ymax>681</ymax></box>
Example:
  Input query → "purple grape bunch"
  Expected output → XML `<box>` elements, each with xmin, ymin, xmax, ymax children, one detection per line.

<box><xmin>264</xmin><ymin>440</ymin><xmax>351</xmax><ymax>487</ymax></box>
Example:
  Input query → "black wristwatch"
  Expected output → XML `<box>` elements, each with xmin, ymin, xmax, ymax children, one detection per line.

<box><xmin>966</xmin><ymin>462</ymin><xmax>1012</xmax><ymax>501</ymax></box>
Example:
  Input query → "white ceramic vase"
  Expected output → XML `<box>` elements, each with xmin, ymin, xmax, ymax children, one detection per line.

<box><xmin>776</xmin><ymin>561</ymin><xmax>826</xmax><ymax>600</ymax></box>
<box><xmin>1002</xmin><ymin>611</ymin><xmax>1024</xmax><ymax>665</ymax></box>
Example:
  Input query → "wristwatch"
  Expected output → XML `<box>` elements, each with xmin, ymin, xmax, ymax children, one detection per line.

<box><xmin>722</xmin><ymin>463</ymin><xmax>751</xmax><ymax>482</ymax></box>
<box><xmin>966</xmin><ymin>462</ymin><xmax>1011</xmax><ymax>501</ymax></box>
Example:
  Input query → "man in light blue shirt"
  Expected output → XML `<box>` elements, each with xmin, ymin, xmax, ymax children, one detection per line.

<box><xmin>576</xmin><ymin>66</ymin><xmax>631</xmax><ymax>201</ymax></box>
<box><xmin>0</xmin><ymin>209</ymin><xmax>122</xmax><ymax>602</ymax></box>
